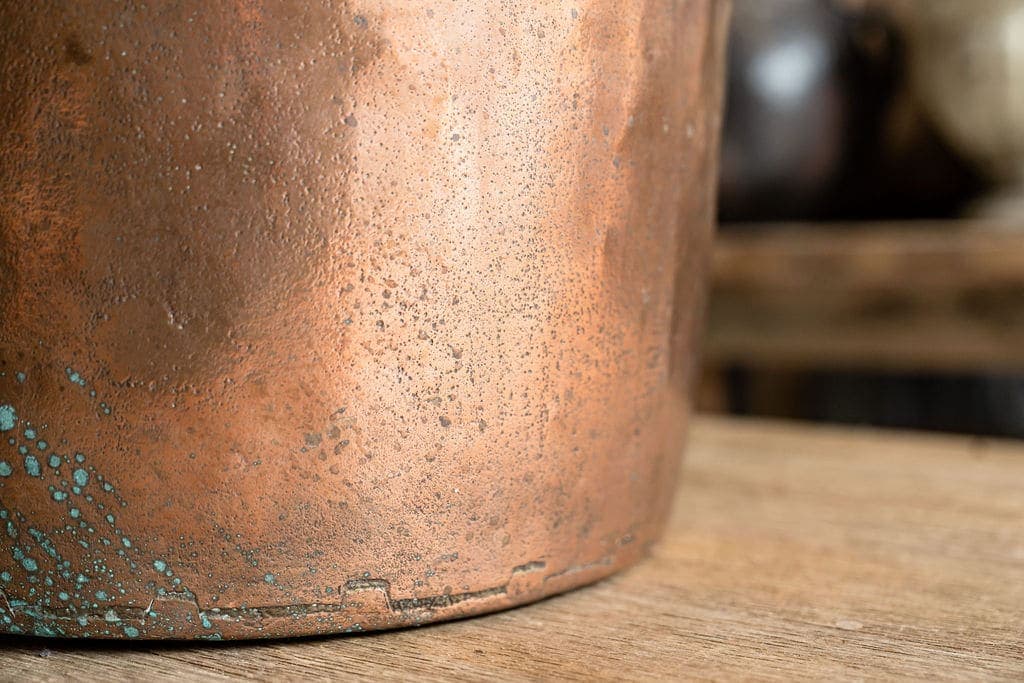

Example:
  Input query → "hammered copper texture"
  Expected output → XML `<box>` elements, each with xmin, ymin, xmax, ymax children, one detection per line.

<box><xmin>0</xmin><ymin>1</ymin><xmax>728</xmax><ymax>639</ymax></box>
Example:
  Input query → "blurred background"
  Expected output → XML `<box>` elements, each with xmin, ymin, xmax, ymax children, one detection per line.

<box><xmin>701</xmin><ymin>0</ymin><xmax>1024</xmax><ymax>437</ymax></box>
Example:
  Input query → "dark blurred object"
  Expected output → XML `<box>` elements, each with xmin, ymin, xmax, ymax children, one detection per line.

<box><xmin>726</xmin><ymin>369</ymin><xmax>1024</xmax><ymax>439</ymax></box>
<box><xmin>719</xmin><ymin>0</ymin><xmax>986</xmax><ymax>223</ymax></box>
<box><xmin>720</xmin><ymin>0</ymin><xmax>857</xmax><ymax>220</ymax></box>
<box><xmin>705</xmin><ymin>1</ymin><xmax>1024</xmax><ymax>439</ymax></box>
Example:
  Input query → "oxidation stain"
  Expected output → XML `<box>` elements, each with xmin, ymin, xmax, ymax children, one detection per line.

<box><xmin>0</xmin><ymin>370</ymin><xmax>594</xmax><ymax>638</ymax></box>
<box><xmin>0</xmin><ymin>369</ymin><xmax>186</xmax><ymax>638</ymax></box>
<box><xmin>0</xmin><ymin>405</ymin><xmax>15</xmax><ymax>432</ymax></box>
<box><xmin>64</xmin><ymin>37</ymin><xmax>93</xmax><ymax>66</ymax></box>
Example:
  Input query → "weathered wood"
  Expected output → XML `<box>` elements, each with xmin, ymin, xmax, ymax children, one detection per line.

<box><xmin>706</xmin><ymin>220</ymin><xmax>1024</xmax><ymax>371</ymax></box>
<box><xmin>2</xmin><ymin>416</ymin><xmax>1022</xmax><ymax>680</ymax></box>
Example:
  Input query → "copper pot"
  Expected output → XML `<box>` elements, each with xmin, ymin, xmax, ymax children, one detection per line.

<box><xmin>0</xmin><ymin>1</ymin><xmax>728</xmax><ymax>639</ymax></box>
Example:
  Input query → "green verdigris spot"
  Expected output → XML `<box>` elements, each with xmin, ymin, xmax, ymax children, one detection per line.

<box><xmin>73</xmin><ymin>468</ymin><xmax>89</xmax><ymax>487</ymax></box>
<box><xmin>0</xmin><ymin>405</ymin><xmax>15</xmax><ymax>432</ymax></box>
<box><xmin>65</xmin><ymin>367</ymin><xmax>86</xmax><ymax>387</ymax></box>
<box><xmin>0</xmin><ymin>462</ymin><xmax>11</xmax><ymax>477</ymax></box>
<box><xmin>24</xmin><ymin>454</ymin><xmax>41</xmax><ymax>477</ymax></box>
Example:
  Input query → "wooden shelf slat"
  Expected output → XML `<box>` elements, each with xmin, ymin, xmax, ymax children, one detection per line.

<box><xmin>706</xmin><ymin>220</ymin><xmax>1024</xmax><ymax>371</ymax></box>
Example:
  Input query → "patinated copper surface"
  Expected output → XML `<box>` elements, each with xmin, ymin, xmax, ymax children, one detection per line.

<box><xmin>0</xmin><ymin>1</ymin><xmax>728</xmax><ymax>639</ymax></box>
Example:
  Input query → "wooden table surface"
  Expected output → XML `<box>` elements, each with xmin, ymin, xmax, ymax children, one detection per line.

<box><xmin>3</xmin><ymin>416</ymin><xmax>1023</xmax><ymax>681</ymax></box>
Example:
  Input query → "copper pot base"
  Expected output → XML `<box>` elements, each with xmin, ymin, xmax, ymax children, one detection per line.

<box><xmin>0</xmin><ymin>0</ymin><xmax>727</xmax><ymax>639</ymax></box>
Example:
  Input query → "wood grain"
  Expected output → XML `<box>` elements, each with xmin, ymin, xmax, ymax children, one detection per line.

<box><xmin>2</xmin><ymin>416</ymin><xmax>1023</xmax><ymax>681</ymax></box>
<box><xmin>705</xmin><ymin>220</ymin><xmax>1024</xmax><ymax>371</ymax></box>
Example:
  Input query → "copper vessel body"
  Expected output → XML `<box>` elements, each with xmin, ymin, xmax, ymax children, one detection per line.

<box><xmin>0</xmin><ymin>1</ymin><xmax>728</xmax><ymax>639</ymax></box>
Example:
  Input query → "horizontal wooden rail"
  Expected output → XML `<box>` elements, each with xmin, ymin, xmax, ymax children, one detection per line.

<box><xmin>705</xmin><ymin>220</ymin><xmax>1024</xmax><ymax>371</ymax></box>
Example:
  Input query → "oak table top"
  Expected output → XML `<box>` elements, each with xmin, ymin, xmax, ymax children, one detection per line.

<box><xmin>3</xmin><ymin>416</ymin><xmax>1023</xmax><ymax>681</ymax></box>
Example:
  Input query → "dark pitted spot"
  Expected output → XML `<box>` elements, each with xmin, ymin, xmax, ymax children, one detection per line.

<box><xmin>65</xmin><ymin>37</ymin><xmax>93</xmax><ymax>65</ymax></box>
